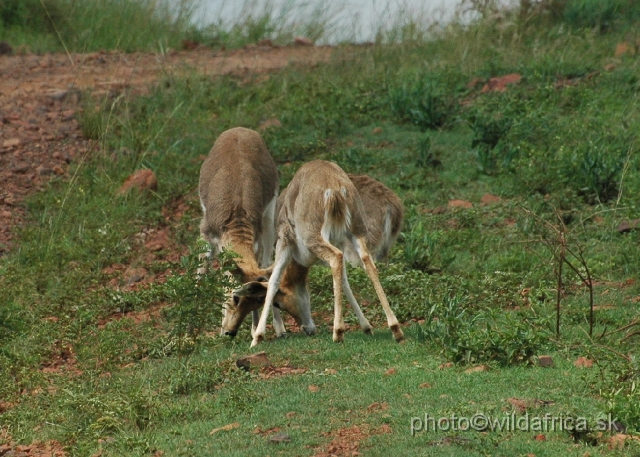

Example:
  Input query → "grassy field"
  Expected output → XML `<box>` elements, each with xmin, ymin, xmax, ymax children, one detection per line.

<box><xmin>2</xmin><ymin>0</ymin><xmax>640</xmax><ymax>455</ymax></box>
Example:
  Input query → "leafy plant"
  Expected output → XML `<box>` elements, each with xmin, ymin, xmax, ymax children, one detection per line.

<box><xmin>417</xmin><ymin>296</ymin><xmax>550</xmax><ymax>366</ymax></box>
<box><xmin>169</xmin><ymin>360</ymin><xmax>226</xmax><ymax>395</ymax></box>
<box><xmin>390</xmin><ymin>78</ymin><xmax>459</xmax><ymax>130</ymax></box>
<box><xmin>415</xmin><ymin>134</ymin><xmax>441</xmax><ymax>168</ymax></box>
<box><xmin>162</xmin><ymin>244</ymin><xmax>235</xmax><ymax>347</ymax></box>
<box><xmin>402</xmin><ymin>223</ymin><xmax>455</xmax><ymax>273</ymax></box>
<box><xmin>467</xmin><ymin>110</ymin><xmax>514</xmax><ymax>175</ymax></box>
<box><xmin>562</xmin><ymin>138</ymin><xmax>627</xmax><ymax>204</ymax></box>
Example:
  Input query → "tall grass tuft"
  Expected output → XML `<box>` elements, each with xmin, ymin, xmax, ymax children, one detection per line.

<box><xmin>0</xmin><ymin>0</ymin><xmax>200</xmax><ymax>53</ymax></box>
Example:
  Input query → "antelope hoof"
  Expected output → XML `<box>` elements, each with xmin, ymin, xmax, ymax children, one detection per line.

<box><xmin>250</xmin><ymin>334</ymin><xmax>264</xmax><ymax>348</ymax></box>
<box><xmin>390</xmin><ymin>324</ymin><xmax>405</xmax><ymax>343</ymax></box>
<box><xmin>363</xmin><ymin>326</ymin><xmax>373</xmax><ymax>335</ymax></box>
<box><xmin>276</xmin><ymin>332</ymin><xmax>288</xmax><ymax>339</ymax></box>
<box><xmin>225</xmin><ymin>330</ymin><xmax>237</xmax><ymax>338</ymax></box>
<box><xmin>302</xmin><ymin>324</ymin><xmax>316</xmax><ymax>336</ymax></box>
<box><xmin>333</xmin><ymin>328</ymin><xmax>345</xmax><ymax>343</ymax></box>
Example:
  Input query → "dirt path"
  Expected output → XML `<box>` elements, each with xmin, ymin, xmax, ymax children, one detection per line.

<box><xmin>0</xmin><ymin>44</ymin><xmax>335</xmax><ymax>254</ymax></box>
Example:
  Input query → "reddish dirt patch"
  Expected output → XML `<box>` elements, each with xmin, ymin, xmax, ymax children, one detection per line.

<box><xmin>260</xmin><ymin>364</ymin><xmax>307</xmax><ymax>379</ymax></box>
<box><xmin>39</xmin><ymin>341</ymin><xmax>83</xmax><ymax>377</ymax></box>
<box><xmin>97</xmin><ymin>302</ymin><xmax>166</xmax><ymax>329</ymax></box>
<box><xmin>480</xmin><ymin>73</ymin><xmax>522</xmax><ymax>93</ymax></box>
<box><xmin>0</xmin><ymin>438</ymin><xmax>66</xmax><ymax>457</ymax></box>
<box><xmin>313</xmin><ymin>424</ymin><xmax>391</xmax><ymax>457</ymax></box>
<box><xmin>448</xmin><ymin>199</ymin><xmax>473</xmax><ymax>209</ymax></box>
<box><xmin>0</xmin><ymin>44</ymin><xmax>337</xmax><ymax>255</ymax></box>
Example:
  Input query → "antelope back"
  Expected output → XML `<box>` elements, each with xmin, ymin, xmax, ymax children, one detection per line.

<box><xmin>198</xmin><ymin>127</ymin><xmax>278</xmax><ymax>262</ymax></box>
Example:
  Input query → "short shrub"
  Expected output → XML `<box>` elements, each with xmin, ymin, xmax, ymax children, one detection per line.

<box><xmin>416</xmin><ymin>296</ymin><xmax>550</xmax><ymax>366</ymax></box>
<box><xmin>402</xmin><ymin>222</ymin><xmax>455</xmax><ymax>273</ymax></box>
<box><xmin>389</xmin><ymin>78</ymin><xmax>459</xmax><ymax>130</ymax></box>
<box><xmin>0</xmin><ymin>0</ymin><xmax>64</xmax><ymax>32</ymax></box>
<box><xmin>467</xmin><ymin>110</ymin><xmax>515</xmax><ymax>175</ymax></box>
<box><xmin>561</xmin><ymin>138</ymin><xmax>627</xmax><ymax>204</ymax></box>
<box><xmin>169</xmin><ymin>360</ymin><xmax>226</xmax><ymax>395</ymax></box>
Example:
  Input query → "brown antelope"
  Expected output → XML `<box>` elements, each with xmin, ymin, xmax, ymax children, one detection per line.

<box><xmin>197</xmin><ymin>126</ymin><xmax>287</xmax><ymax>337</ymax></box>
<box><xmin>241</xmin><ymin>160</ymin><xmax>405</xmax><ymax>347</ymax></box>
<box><xmin>227</xmin><ymin>173</ymin><xmax>404</xmax><ymax>337</ymax></box>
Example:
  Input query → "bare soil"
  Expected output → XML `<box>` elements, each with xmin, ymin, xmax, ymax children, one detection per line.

<box><xmin>0</xmin><ymin>44</ymin><xmax>336</xmax><ymax>254</ymax></box>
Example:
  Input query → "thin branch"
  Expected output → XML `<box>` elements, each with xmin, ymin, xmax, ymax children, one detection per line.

<box><xmin>600</xmin><ymin>320</ymin><xmax>640</xmax><ymax>339</ymax></box>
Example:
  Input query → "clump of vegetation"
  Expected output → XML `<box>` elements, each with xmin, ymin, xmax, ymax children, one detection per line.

<box><xmin>416</xmin><ymin>296</ymin><xmax>551</xmax><ymax>366</ymax></box>
<box><xmin>389</xmin><ymin>76</ymin><xmax>461</xmax><ymax>130</ymax></box>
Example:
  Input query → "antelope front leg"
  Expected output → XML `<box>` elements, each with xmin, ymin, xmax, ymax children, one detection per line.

<box><xmin>355</xmin><ymin>237</ymin><xmax>405</xmax><ymax>342</ymax></box>
<box><xmin>251</xmin><ymin>242</ymin><xmax>290</xmax><ymax>347</ymax></box>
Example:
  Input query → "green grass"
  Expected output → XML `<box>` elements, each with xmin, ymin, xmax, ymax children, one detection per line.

<box><xmin>1</xmin><ymin>4</ymin><xmax>640</xmax><ymax>455</ymax></box>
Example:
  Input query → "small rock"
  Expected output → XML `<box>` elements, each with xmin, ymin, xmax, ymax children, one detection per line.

<box><xmin>537</xmin><ymin>355</ymin><xmax>554</xmax><ymax>368</ymax></box>
<box><xmin>294</xmin><ymin>37</ymin><xmax>314</xmax><ymax>46</ymax></box>
<box><xmin>37</xmin><ymin>165</ymin><xmax>55</xmax><ymax>176</ymax></box>
<box><xmin>617</xmin><ymin>219</ymin><xmax>640</xmax><ymax>233</ymax></box>
<box><xmin>465</xmin><ymin>365</ymin><xmax>489</xmax><ymax>373</ymax></box>
<box><xmin>236</xmin><ymin>352</ymin><xmax>271</xmax><ymax>371</ymax></box>
<box><xmin>0</xmin><ymin>41</ymin><xmax>12</xmax><ymax>56</ymax></box>
<box><xmin>11</xmin><ymin>162</ymin><xmax>29</xmax><ymax>174</ymax></box>
<box><xmin>270</xmin><ymin>432</ymin><xmax>291</xmax><ymax>443</ymax></box>
<box><xmin>124</xmin><ymin>267</ymin><xmax>147</xmax><ymax>285</ymax></box>
<box><xmin>3</xmin><ymin>138</ymin><xmax>21</xmax><ymax>148</ymax></box>
<box><xmin>117</xmin><ymin>169</ymin><xmax>157</xmax><ymax>195</ymax></box>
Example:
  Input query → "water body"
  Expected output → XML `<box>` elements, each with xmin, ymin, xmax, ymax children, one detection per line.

<box><xmin>186</xmin><ymin>0</ymin><xmax>481</xmax><ymax>43</ymax></box>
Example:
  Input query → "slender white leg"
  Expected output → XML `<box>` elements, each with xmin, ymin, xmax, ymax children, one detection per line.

<box><xmin>354</xmin><ymin>237</ymin><xmax>404</xmax><ymax>342</ymax></box>
<box><xmin>251</xmin><ymin>241</ymin><xmax>290</xmax><ymax>347</ymax></box>
<box><xmin>342</xmin><ymin>260</ymin><xmax>373</xmax><ymax>334</ymax></box>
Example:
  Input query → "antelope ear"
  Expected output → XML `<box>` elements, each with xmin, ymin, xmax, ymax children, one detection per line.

<box><xmin>233</xmin><ymin>281</ymin><xmax>268</xmax><ymax>298</ymax></box>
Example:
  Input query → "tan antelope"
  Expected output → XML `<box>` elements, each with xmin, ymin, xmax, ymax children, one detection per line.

<box><xmin>197</xmin><ymin>126</ymin><xmax>287</xmax><ymax>337</ymax></box>
<box><xmin>239</xmin><ymin>160</ymin><xmax>405</xmax><ymax>347</ymax></box>
<box><xmin>229</xmin><ymin>172</ymin><xmax>404</xmax><ymax>337</ymax></box>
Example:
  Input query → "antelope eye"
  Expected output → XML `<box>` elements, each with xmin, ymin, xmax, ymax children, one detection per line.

<box><xmin>256</xmin><ymin>276</ymin><xmax>268</xmax><ymax>282</ymax></box>
<box><xmin>233</xmin><ymin>295</ymin><xmax>240</xmax><ymax>305</ymax></box>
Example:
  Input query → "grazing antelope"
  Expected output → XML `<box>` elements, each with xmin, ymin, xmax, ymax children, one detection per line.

<box><xmin>242</xmin><ymin>160</ymin><xmax>405</xmax><ymax>347</ymax></box>
<box><xmin>231</xmin><ymin>173</ymin><xmax>404</xmax><ymax>337</ymax></box>
<box><xmin>197</xmin><ymin>126</ymin><xmax>287</xmax><ymax>337</ymax></box>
